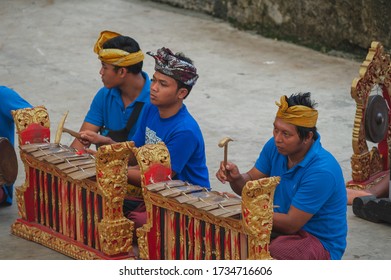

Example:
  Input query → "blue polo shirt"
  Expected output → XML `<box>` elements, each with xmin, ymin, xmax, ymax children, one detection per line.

<box><xmin>255</xmin><ymin>133</ymin><xmax>347</xmax><ymax>260</ymax></box>
<box><xmin>0</xmin><ymin>86</ymin><xmax>32</xmax><ymax>145</ymax></box>
<box><xmin>132</xmin><ymin>103</ymin><xmax>210</xmax><ymax>189</ymax></box>
<box><xmin>84</xmin><ymin>71</ymin><xmax>150</xmax><ymax>140</ymax></box>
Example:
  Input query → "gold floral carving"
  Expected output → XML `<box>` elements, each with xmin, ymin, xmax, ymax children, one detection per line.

<box><xmin>95</xmin><ymin>141</ymin><xmax>135</xmax><ymax>256</ymax></box>
<box><xmin>11</xmin><ymin>137</ymin><xmax>136</xmax><ymax>258</ymax></box>
<box><xmin>242</xmin><ymin>176</ymin><xmax>280</xmax><ymax>260</ymax></box>
<box><xmin>11</xmin><ymin>221</ymin><xmax>101</xmax><ymax>260</ymax></box>
<box><xmin>137</xmin><ymin>140</ymin><xmax>279</xmax><ymax>260</ymax></box>
<box><xmin>132</xmin><ymin>142</ymin><xmax>171</xmax><ymax>186</ymax></box>
<box><xmin>135</xmin><ymin>142</ymin><xmax>171</xmax><ymax>260</ymax></box>
<box><xmin>12</xmin><ymin>106</ymin><xmax>50</xmax><ymax>145</ymax></box>
<box><xmin>348</xmin><ymin>41</ymin><xmax>391</xmax><ymax>187</ymax></box>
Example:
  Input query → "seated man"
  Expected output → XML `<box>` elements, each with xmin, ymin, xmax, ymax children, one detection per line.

<box><xmin>216</xmin><ymin>92</ymin><xmax>347</xmax><ymax>260</ymax></box>
<box><xmin>347</xmin><ymin>174</ymin><xmax>390</xmax><ymax>205</ymax></box>
<box><xmin>79</xmin><ymin>47</ymin><xmax>210</xmax><ymax>230</ymax></box>
<box><xmin>0</xmin><ymin>86</ymin><xmax>32</xmax><ymax>206</ymax></box>
<box><xmin>71</xmin><ymin>30</ymin><xmax>150</xmax><ymax>151</ymax></box>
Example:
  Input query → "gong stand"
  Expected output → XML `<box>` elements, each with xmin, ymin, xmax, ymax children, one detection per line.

<box><xmin>348</xmin><ymin>41</ymin><xmax>391</xmax><ymax>224</ymax></box>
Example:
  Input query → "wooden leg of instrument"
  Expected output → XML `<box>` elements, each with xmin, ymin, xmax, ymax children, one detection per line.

<box><xmin>224</xmin><ymin>230</ymin><xmax>231</xmax><ymax>260</ymax></box>
<box><xmin>188</xmin><ymin>217</ymin><xmax>194</xmax><ymax>259</ymax></box>
<box><xmin>214</xmin><ymin>225</ymin><xmax>221</xmax><ymax>260</ymax></box>
<box><xmin>194</xmin><ymin>219</ymin><xmax>201</xmax><ymax>260</ymax></box>
<box><xmin>204</xmin><ymin>223</ymin><xmax>212</xmax><ymax>260</ymax></box>
<box><xmin>69</xmin><ymin>182</ymin><xmax>75</xmax><ymax>240</ymax></box>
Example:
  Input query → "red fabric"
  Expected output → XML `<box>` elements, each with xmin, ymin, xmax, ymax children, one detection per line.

<box><xmin>269</xmin><ymin>229</ymin><xmax>330</xmax><ymax>260</ymax></box>
<box><xmin>20</xmin><ymin>123</ymin><xmax>50</xmax><ymax>144</ymax></box>
<box><xmin>143</xmin><ymin>164</ymin><xmax>171</xmax><ymax>185</ymax></box>
<box><xmin>0</xmin><ymin>187</ymin><xmax>4</xmax><ymax>204</ymax></box>
<box><xmin>125</xmin><ymin>197</ymin><xmax>147</xmax><ymax>241</ymax></box>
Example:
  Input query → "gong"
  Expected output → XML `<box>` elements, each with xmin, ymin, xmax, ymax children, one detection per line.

<box><xmin>0</xmin><ymin>137</ymin><xmax>18</xmax><ymax>186</ymax></box>
<box><xmin>365</xmin><ymin>95</ymin><xmax>389</xmax><ymax>143</ymax></box>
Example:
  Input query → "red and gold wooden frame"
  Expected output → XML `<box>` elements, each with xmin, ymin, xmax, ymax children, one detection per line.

<box><xmin>347</xmin><ymin>42</ymin><xmax>391</xmax><ymax>191</ymax></box>
<box><xmin>134</xmin><ymin>141</ymin><xmax>279</xmax><ymax>261</ymax></box>
<box><xmin>10</xmin><ymin>107</ymin><xmax>136</xmax><ymax>260</ymax></box>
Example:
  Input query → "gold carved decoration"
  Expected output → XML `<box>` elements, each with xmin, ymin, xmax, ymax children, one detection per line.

<box><xmin>136</xmin><ymin>141</ymin><xmax>278</xmax><ymax>260</ymax></box>
<box><xmin>133</xmin><ymin>142</ymin><xmax>172</xmax><ymax>186</ymax></box>
<box><xmin>12</xmin><ymin>106</ymin><xmax>50</xmax><ymax>145</ymax></box>
<box><xmin>96</xmin><ymin>141</ymin><xmax>135</xmax><ymax>256</ymax></box>
<box><xmin>242</xmin><ymin>176</ymin><xmax>280</xmax><ymax>260</ymax></box>
<box><xmin>134</xmin><ymin>142</ymin><xmax>171</xmax><ymax>260</ymax></box>
<box><xmin>11</xmin><ymin>106</ymin><xmax>136</xmax><ymax>259</ymax></box>
<box><xmin>348</xmin><ymin>41</ymin><xmax>391</xmax><ymax>189</ymax></box>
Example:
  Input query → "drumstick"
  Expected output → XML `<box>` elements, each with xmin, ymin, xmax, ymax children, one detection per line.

<box><xmin>55</xmin><ymin>111</ymin><xmax>82</xmax><ymax>144</ymax></box>
<box><xmin>218</xmin><ymin>137</ymin><xmax>234</xmax><ymax>174</ymax></box>
<box><xmin>62</xmin><ymin>127</ymin><xmax>82</xmax><ymax>139</ymax></box>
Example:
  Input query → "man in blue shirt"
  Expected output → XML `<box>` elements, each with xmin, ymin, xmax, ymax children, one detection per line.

<box><xmin>216</xmin><ymin>92</ymin><xmax>347</xmax><ymax>260</ymax></box>
<box><xmin>81</xmin><ymin>47</ymin><xmax>209</xmax><ymax>189</ymax></box>
<box><xmin>71</xmin><ymin>30</ymin><xmax>150</xmax><ymax>151</ymax></box>
<box><xmin>0</xmin><ymin>86</ymin><xmax>32</xmax><ymax>205</ymax></box>
<box><xmin>79</xmin><ymin>47</ymin><xmax>210</xmax><ymax>231</ymax></box>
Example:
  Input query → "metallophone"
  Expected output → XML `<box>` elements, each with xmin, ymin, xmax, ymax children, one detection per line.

<box><xmin>10</xmin><ymin>106</ymin><xmax>280</xmax><ymax>260</ymax></box>
<box><xmin>134</xmin><ymin>142</ymin><xmax>280</xmax><ymax>260</ymax></box>
<box><xmin>11</xmin><ymin>106</ymin><xmax>137</xmax><ymax>259</ymax></box>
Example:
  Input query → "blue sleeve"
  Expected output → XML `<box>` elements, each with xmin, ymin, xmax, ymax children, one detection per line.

<box><xmin>84</xmin><ymin>88</ymin><xmax>105</xmax><ymax>127</ymax></box>
<box><xmin>1</xmin><ymin>87</ymin><xmax>32</xmax><ymax>121</ymax></box>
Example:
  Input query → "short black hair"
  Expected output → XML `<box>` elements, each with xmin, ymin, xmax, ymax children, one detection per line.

<box><xmin>103</xmin><ymin>35</ymin><xmax>143</xmax><ymax>74</ymax></box>
<box><xmin>286</xmin><ymin>92</ymin><xmax>318</xmax><ymax>141</ymax></box>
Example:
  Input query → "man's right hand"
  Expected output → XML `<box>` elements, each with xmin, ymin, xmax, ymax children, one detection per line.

<box><xmin>79</xmin><ymin>130</ymin><xmax>114</xmax><ymax>146</ymax></box>
<box><xmin>216</xmin><ymin>161</ymin><xmax>241</xmax><ymax>184</ymax></box>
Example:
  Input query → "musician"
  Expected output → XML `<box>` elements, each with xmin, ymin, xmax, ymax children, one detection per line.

<box><xmin>71</xmin><ymin>30</ymin><xmax>150</xmax><ymax>151</ymax></box>
<box><xmin>80</xmin><ymin>47</ymin><xmax>210</xmax><ymax>231</ymax></box>
<box><xmin>347</xmin><ymin>174</ymin><xmax>389</xmax><ymax>204</ymax></box>
<box><xmin>0</xmin><ymin>86</ymin><xmax>32</xmax><ymax>206</ymax></box>
<box><xmin>216</xmin><ymin>92</ymin><xmax>347</xmax><ymax>260</ymax></box>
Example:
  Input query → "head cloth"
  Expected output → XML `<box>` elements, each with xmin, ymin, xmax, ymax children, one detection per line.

<box><xmin>147</xmin><ymin>47</ymin><xmax>199</xmax><ymax>86</ymax></box>
<box><xmin>275</xmin><ymin>95</ymin><xmax>318</xmax><ymax>128</ymax></box>
<box><xmin>93</xmin><ymin>30</ymin><xmax>144</xmax><ymax>67</ymax></box>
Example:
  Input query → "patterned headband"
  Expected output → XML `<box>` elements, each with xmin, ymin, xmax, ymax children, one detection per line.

<box><xmin>147</xmin><ymin>47</ymin><xmax>199</xmax><ymax>86</ymax></box>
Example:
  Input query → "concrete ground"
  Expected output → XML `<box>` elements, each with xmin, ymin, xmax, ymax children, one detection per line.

<box><xmin>0</xmin><ymin>0</ymin><xmax>390</xmax><ymax>260</ymax></box>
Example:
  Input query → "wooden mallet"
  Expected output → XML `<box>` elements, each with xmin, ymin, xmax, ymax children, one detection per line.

<box><xmin>218</xmin><ymin>137</ymin><xmax>234</xmax><ymax>173</ymax></box>
<box><xmin>55</xmin><ymin>111</ymin><xmax>82</xmax><ymax>144</ymax></box>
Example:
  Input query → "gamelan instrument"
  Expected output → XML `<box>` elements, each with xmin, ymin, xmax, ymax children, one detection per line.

<box><xmin>12</xmin><ymin>141</ymin><xmax>138</xmax><ymax>259</ymax></box>
<box><xmin>11</xmin><ymin>106</ymin><xmax>139</xmax><ymax>259</ymax></box>
<box><xmin>11</xmin><ymin>106</ymin><xmax>280</xmax><ymax>260</ymax></box>
<box><xmin>137</xmin><ymin>176</ymin><xmax>280</xmax><ymax>260</ymax></box>
<box><xmin>347</xmin><ymin>41</ymin><xmax>391</xmax><ymax>223</ymax></box>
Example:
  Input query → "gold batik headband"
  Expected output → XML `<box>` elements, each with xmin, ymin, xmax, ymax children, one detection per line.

<box><xmin>276</xmin><ymin>95</ymin><xmax>318</xmax><ymax>128</ymax></box>
<box><xmin>93</xmin><ymin>30</ymin><xmax>144</xmax><ymax>67</ymax></box>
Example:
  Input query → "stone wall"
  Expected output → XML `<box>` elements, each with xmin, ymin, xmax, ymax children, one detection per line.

<box><xmin>151</xmin><ymin>0</ymin><xmax>390</xmax><ymax>57</ymax></box>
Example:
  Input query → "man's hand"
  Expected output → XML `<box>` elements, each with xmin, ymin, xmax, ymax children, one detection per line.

<box><xmin>216</xmin><ymin>161</ymin><xmax>241</xmax><ymax>184</ymax></box>
<box><xmin>79</xmin><ymin>130</ymin><xmax>114</xmax><ymax>146</ymax></box>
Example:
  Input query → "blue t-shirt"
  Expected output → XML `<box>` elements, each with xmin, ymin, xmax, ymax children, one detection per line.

<box><xmin>84</xmin><ymin>71</ymin><xmax>151</xmax><ymax>140</ymax></box>
<box><xmin>132</xmin><ymin>103</ymin><xmax>210</xmax><ymax>189</ymax></box>
<box><xmin>0</xmin><ymin>86</ymin><xmax>32</xmax><ymax>145</ymax></box>
<box><xmin>255</xmin><ymin>134</ymin><xmax>347</xmax><ymax>260</ymax></box>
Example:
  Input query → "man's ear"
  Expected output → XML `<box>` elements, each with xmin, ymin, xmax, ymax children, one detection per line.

<box><xmin>177</xmin><ymin>88</ymin><xmax>188</xmax><ymax>99</ymax></box>
<box><xmin>119</xmin><ymin>67</ymin><xmax>127</xmax><ymax>77</ymax></box>
<box><xmin>304</xmin><ymin>131</ymin><xmax>314</xmax><ymax>144</ymax></box>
